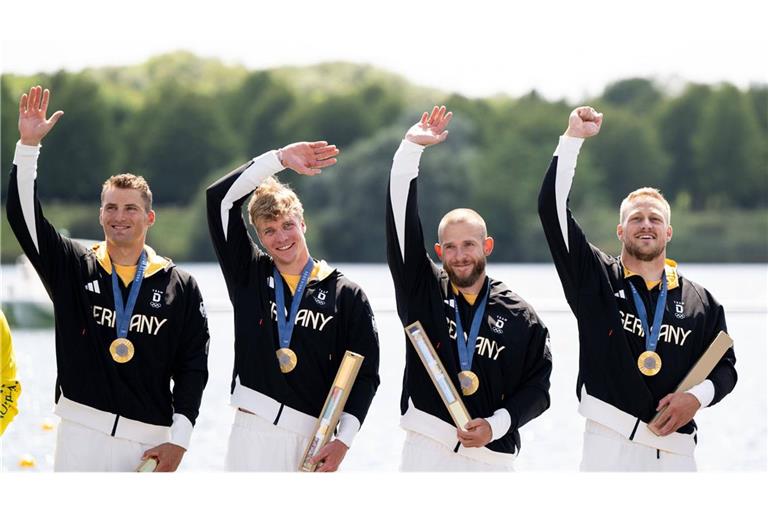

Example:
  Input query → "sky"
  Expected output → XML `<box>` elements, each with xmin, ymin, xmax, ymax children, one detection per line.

<box><xmin>1</xmin><ymin>0</ymin><xmax>766</xmax><ymax>102</ymax></box>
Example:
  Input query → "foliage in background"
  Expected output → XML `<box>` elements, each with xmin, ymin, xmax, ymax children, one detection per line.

<box><xmin>1</xmin><ymin>53</ymin><xmax>766</xmax><ymax>262</ymax></box>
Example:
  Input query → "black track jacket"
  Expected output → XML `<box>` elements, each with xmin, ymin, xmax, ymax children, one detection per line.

<box><xmin>6</xmin><ymin>143</ymin><xmax>209</xmax><ymax>447</ymax></box>
<box><xmin>206</xmin><ymin>150</ymin><xmax>380</xmax><ymax>445</ymax></box>
<box><xmin>538</xmin><ymin>136</ymin><xmax>737</xmax><ymax>436</ymax></box>
<box><xmin>386</xmin><ymin>139</ymin><xmax>552</xmax><ymax>458</ymax></box>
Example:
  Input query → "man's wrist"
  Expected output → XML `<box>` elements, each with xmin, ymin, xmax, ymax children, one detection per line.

<box><xmin>563</xmin><ymin>128</ymin><xmax>582</xmax><ymax>138</ymax></box>
<box><xmin>686</xmin><ymin>380</ymin><xmax>715</xmax><ymax>409</ymax></box>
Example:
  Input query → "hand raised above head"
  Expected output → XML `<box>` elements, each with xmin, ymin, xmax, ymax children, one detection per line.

<box><xmin>18</xmin><ymin>85</ymin><xmax>64</xmax><ymax>146</ymax></box>
<box><xmin>564</xmin><ymin>106</ymin><xmax>603</xmax><ymax>139</ymax></box>
<box><xmin>278</xmin><ymin>141</ymin><xmax>339</xmax><ymax>176</ymax></box>
<box><xmin>405</xmin><ymin>105</ymin><xmax>453</xmax><ymax>147</ymax></box>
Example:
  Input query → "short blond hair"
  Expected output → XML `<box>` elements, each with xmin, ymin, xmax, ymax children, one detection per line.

<box><xmin>248</xmin><ymin>176</ymin><xmax>304</xmax><ymax>225</ymax></box>
<box><xmin>101</xmin><ymin>173</ymin><xmax>153</xmax><ymax>211</ymax></box>
<box><xmin>437</xmin><ymin>208</ymin><xmax>487</xmax><ymax>243</ymax></box>
<box><xmin>619</xmin><ymin>187</ymin><xmax>671</xmax><ymax>224</ymax></box>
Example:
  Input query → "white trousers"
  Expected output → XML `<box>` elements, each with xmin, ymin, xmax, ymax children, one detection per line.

<box><xmin>54</xmin><ymin>419</ymin><xmax>154</xmax><ymax>472</ymax></box>
<box><xmin>400</xmin><ymin>431</ymin><xmax>514</xmax><ymax>472</ymax></box>
<box><xmin>225</xmin><ymin>409</ymin><xmax>311</xmax><ymax>471</ymax></box>
<box><xmin>580</xmin><ymin>419</ymin><xmax>697</xmax><ymax>472</ymax></box>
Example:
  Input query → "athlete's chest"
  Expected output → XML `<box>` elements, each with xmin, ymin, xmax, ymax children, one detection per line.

<box><xmin>247</xmin><ymin>274</ymin><xmax>340</xmax><ymax>336</ymax></box>
<box><xmin>79</xmin><ymin>266</ymin><xmax>179</xmax><ymax>341</ymax></box>
<box><xmin>613</xmin><ymin>283</ymin><xmax>704</xmax><ymax>356</ymax></box>
<box><xmin>440</xmin><ymin>298</ymin><xmax>527</xmax><ymax>366</ymax></box>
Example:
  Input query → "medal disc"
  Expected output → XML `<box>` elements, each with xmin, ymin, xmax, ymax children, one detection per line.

<box><xmin>638</xmin><ymin>351</ymin><xmax>662</xmax><ymax>376</ymax></box>
<box><xmin>276</xmin><ymin>348</ymin><xmax>298</xmax><ymax>373</ymax></box>
<box><xmin>110</xmin><ymin>337</ymin><xmax>135</xmax><ymax>363</ymax></box>
<box><xmin>458</xmin><ymin>370</ymin><xmax>480</xmax><ymax>396</ymax></box>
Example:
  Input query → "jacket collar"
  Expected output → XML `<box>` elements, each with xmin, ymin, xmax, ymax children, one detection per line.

<box><xmin>277</xmin><ymin>258</ymin><xmax>335</xmax><ymax>282</ymax></box>
<box><xmin>93</xmin><ymin>241</ymin><xmax>171</xmax><ymax>278</ymax></box>
<box><xmin>623</xmin><ymin>258</ymin><xmax>680</xmax><ymax>290</ymax></box>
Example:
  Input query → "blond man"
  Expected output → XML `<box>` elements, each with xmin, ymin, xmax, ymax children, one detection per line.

<box><xmin>538</xmin><ymin>106</ymin><xmax>737</xmax><ymax>470</ymax></box>
<box><xmin>6</xmin><ymin>86</ymin><xmax>210</xmax><ymax>471</ymax></box>
<box><xmin>207</xmin><ymin>141</ymin><xmax>380</xmax><ymax>471</ymax></box>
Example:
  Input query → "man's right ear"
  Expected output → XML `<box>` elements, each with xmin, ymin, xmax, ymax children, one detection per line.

<box><xmin>434</xmin><ymin>243</ymin><xmax>443</xmax><ymax>260</ymax></box>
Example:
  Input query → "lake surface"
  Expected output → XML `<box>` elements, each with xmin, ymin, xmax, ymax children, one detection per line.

<box><xmin>1</xmin><ymin>263</ymin><xmax>765</xmax><ymax>472</ymax></box>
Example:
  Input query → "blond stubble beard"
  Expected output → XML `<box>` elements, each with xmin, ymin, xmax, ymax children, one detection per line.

<box><xmin>624</xmin><ymin>239</ymin><xmax>665</xmax><ymax>262</ymax></box>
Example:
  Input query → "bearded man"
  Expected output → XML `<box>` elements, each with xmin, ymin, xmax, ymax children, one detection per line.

<box><xmin>385</xmin><ymin>106</ymin><xmax>552</xmax><ymax>471</ymax></box>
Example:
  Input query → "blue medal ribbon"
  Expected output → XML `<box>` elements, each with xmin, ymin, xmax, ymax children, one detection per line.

<box><xmin>111</xmin><ymin>250</ymin><xmax>148</xmax><ymax>339</ymax></box>
<box><xmin>273</xmin><ymin>258</ymin><xmax>315</xmax><ymax>349</ymax></box>
<box><xmin>628</xmin><ymin>270</ymin><xmax>668</xmax><ymax>354</ymax></box>
<box><xmin>452</xmin><ymin>279</ymin><xmax>490</xmax><ymax>373</ymax></box>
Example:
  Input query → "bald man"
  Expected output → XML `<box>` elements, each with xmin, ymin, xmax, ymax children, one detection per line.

<box><xmin>386</xmin><ymin>106</ymin><xmax>552</xmax><ymax>471</ymax></box>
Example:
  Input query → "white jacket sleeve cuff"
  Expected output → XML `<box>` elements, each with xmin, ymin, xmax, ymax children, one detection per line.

<box><xmin>486</xmin><ymin>408</ymin><xmax>512</xmax><ymax>442</ymax></box>
<box><xmin>13</xmin><ymin>141</ymin><xmax>41</xmax><ymax>178</ymax></box>
<box><xmin>687</xmin><ymin>379</ymin><xmax>715</xmax><ymax>409</ymax></box>
<box><xmin>218</xmin><ymin>150</ymin><xmax>285</xmax><ymax>237</ymax></box>
<box><xmin>169</xmin><ymin>413</ymin><xmax>194</xmax><ymax>450</ymax></box>
<box><xmin>553</xmin><ymin>135</ymin><xmax>584</xmax><ymax>158</ymax></box>
<box><xmin>335</xmin><ymin>412</ymin><xmax>361</xmax><ymax>448</ymax></box>
<box><xmin>390</xmin><ymin>139</ymin><xmax>425</xmax><ymax>179</ymax></box>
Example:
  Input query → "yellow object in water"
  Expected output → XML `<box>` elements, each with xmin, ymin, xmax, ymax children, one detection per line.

<box><xmin>18</xmin><ymin>455</ymin><xmax>36</xmax><ymax>468</ymax></box>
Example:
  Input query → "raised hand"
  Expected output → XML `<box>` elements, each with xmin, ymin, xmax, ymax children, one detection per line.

<box><xmin>405</xmin><ymin>105</ymin><xmax>453</xmax><ymax>147</ymax></box>
<box><xmin>277</xmin><ymin>141</ymin><xmax>339</xmax><ymax>176</ymax></box>
<box><xmin>18</xmin><ymin>86</ymin><xmax>64</xmax><ymax>146</ymax></box>
<box><xmin>564</xmin><ymin>106</ymin><xmax>603</xmax><ymax>138</ymax></box>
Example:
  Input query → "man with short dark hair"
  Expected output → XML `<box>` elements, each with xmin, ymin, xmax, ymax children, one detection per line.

<box><xmin>538</xmin><ymin>106</ymin><xmax>737</xmax><ymax>471</ymax></box>
<box><xmin>7</xmin><ymin>86</ymin><xmax>210</xmax><ymax>471</ymax></box>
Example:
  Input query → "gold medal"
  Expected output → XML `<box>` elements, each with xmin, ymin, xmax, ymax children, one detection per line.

<box><xmin>110</xmin><ymin>337</ymin><xmax>135</xmax><ymax>363</ymax></box>
<box><xmin>638</xmin><ymin>350</ymin><xmax>662</xmax><ymax>376</ymax></box>
<box><xmin>276</xmin><ymin>348</ymin><xmax>298</xmax><ymax>373</ymax></box>
<box><xmin>458</xmin><ymin>370</ymin><xmax>479</xmax><ymax>396</ymax></box>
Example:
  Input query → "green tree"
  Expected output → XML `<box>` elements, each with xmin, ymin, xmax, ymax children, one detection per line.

<box><xmin>470</xmin><ymin>96</ymin><xmax>605</xmax><ymax>260</ymax></box>
<box><xmin>1</xmin><ymin>77</ymin><xmax>19</xmax><ymax>200</ymax></box>
<box><xmin>656</xmin><ymin>84</ymin><xmax>712</xmax><ymax>206</ymax></box>
<box><xmin>277</xmin><ymin>83</ymin><xmax>405</xmax><ymax>155</ymax></box>
<box><xmin>587</xmin><ymin>107</ymin><xmax>671</xmax><ymax>206</ymax></box>
<box><xmin>186</xmin><ymin>175</ymin><xmax>219</xmax><ymax>261</ymax></box>
<box><xmin>602</xmin><ymin>78</ymin><xmax>663</xmax><ymax>114</ymax></box>
<box><xmin>121</xmin><ymin>84</ymin><xmax>237</xmax><ymax>204</ymax></box>
<box><xmin>28</xmin><ymin>71</ymin><xmax>117</xmax><ymax>201</ymax></box>
<box><xmin>746</xmin><ymin>84</ymin><xmax>768</xmax><ymax>132</ymax></box>
<box><xmin>692</xmin><ymin>84</ymin><xmax>766</xmax><ymax>208</ymax></box>
<box><xmin>224</xmin><ymin>71</ymin><xmax>297</xmax><ymax>158</ymax></box>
